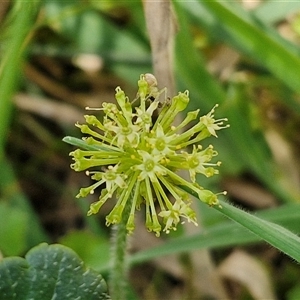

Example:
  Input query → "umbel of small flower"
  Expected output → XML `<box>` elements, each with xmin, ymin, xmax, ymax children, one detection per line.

<box><xmin>70</xmin><ymin>74</ymin><xmax>229</xmax><ymax>236</ymax></box>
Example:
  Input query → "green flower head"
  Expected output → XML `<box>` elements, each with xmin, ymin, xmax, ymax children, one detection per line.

<box><xmin>70</xmin><ymin>74</ymin><xmax>229</xmax><ymax>236</ymax></box>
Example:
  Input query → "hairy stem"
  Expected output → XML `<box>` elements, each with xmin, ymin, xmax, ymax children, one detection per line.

<box><xmin>109</xmin><ymin>199</ymin><xmax>132</xmax><ymax>300</ymax></box>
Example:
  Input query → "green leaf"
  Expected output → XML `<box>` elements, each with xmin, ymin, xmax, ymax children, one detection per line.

<box><xmin>0</xmin><ymin>1</ymin><xmax>40</xmax><ymax>157</ymax></box>
<box><xmin>220</xmin><ymin>84</ymin><xmax>293</xmax><ymax>203</ymax></box>
<box><xmin>174</xmin><ymin>2</ymin><xmax>226</xmax><ymax>112</ymax></box>
<box><xmin>253</xmin><ymin>1</ymin><xmax>300</xmax><ymax>24</ymax></box>
<box><xmin>177</xmin><ymin>0</ymin><xmax>300</xmax><ymax>113</ymax></box>
<box><xmin>0</xmin><ymin>243</ymin><xmax>110</xmax><ymax>300</ymax></box>
<box><xmin>287</xmin><ymin>284</ymin><xmax>300</xmax><ymax>300</ymax></box>
<box><xmin>0</xmin><ymin>159</ymin><xmax>49</xmax><ymax>248</ymax></box>
<box><xmin>213</xmin><ymin>200</ymin><xmax>300</xmax><ymax>262</ymax></box>
<box><xmin>42</xmin><ymin>1</ymin><xmax>150</xmax><ymax>83</ymax></box>
<box><xmin>197</xmin><ymin>0</ymin><xmax>300</xmax><ymax>113</ymax></box>
<box><xmin>91</xmin><ymin>203</ymin><xmax>300</xmax><ymax>272</ymax></box>
<box><xmin>185</xmin><ymin>183</ymin><xmax>300</xmax><ymax>263</ymax></box>
<box><xmin>173</xmin><ymin>2</ymin><xmax>298</xmax><ymax>203</ymax></box>
<box><xmin>0</xmin><ymin>202</ymin><xmax>29</xmax><ymax>256</ymax></box>
<box><xmin>63</xmin><ymin>136</ymin><xmax>102</xmax><ymax>150</ymax></box>
<box><xmin>134</xmin><ymin>202</ymin><xmax>300</xmax><ymax>264</ymax></box>
<box><xmin>59</xmin><ymin>231</ymin><xmax>110</xmax><ymax>272</ymax></box>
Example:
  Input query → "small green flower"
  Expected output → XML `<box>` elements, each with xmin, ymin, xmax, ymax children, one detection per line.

<box><xmin>70</xmin><ymin>74</ymin><xmax>229</xmax><ymax>236</ymax></box>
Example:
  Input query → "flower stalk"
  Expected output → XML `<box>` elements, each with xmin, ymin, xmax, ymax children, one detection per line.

<box><xmin>109</xmin><ymin>193</ymin><xmax>132</xmax><ymax>300</ymax></box>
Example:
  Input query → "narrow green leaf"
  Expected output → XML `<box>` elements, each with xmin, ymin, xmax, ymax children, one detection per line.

<box><xmin>92</xmin><ymin>203</ymin><xmax>300</xmax><ymax>272</ymax></box>
<box><xmin>131</xmin><ymin>202</ymin><xmax>300</xmax><ymax>265</ymax></box>
<box><xmin>199</xmin><ymin>0</ymin><xmax>300</xmax><ymax>112</ymax></box>
<box><xmin>42</xmin><ymin>2</ymin><xmax>150</xmax><ymax>83</ymax></box>
<box><xmin>221</xmin><ymin>84</ymin><xmax>294</xmax><ymax>203</ymax></box>
<box><xmin>129</xmin><ymin>216</ymin><xmax>257</xmax><ymax>266</ymax></box>
<box><xmin>253</xmin><ymin>1</ymin><xmax>300</xmax><ymax>24</ymax></box>
<box><xmin>214</xmin><ymin>201</ymin><xmax>300</xmax><ymax>263</ymax></box>
<box><xmin>0</xmin><ymin>1</ymin><xmax>40</xmax><ymax>158</ymax></box>
<box><xmin>184</xmin><ymin>186</ymin><xmax>300</xmax><ymax>262</ymax></box>
<box><xmin>172</xmin><ymin>2</ymin><xmax>298</xmax><ymax>202</ymax></box>
<box><xmin>63</xmin><ymin>136</ymin><xmax>105</xmax><ymax>151</ymax></box>
<box><xmin>174</xmin><ymin>1</ymin><xmax>226</xmax><ymax>112</ymax></box>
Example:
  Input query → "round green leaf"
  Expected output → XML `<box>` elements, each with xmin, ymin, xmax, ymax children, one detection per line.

<box><xmin>0</xmin><ymin>243</ymin><xmax>110</xmax><ymax>300</ymax></box>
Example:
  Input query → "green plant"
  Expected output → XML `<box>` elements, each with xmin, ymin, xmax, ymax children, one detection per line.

<box><xmin>64</xmin><ymin>74</ymin><xmax>300</xmax><ymax>299</ymax></box>
<box><xmin>64</xmin><ymin>73</ymin><xmax>229</xmax><ymax>298</ymax></box>
<box><xmin>1</xmin><ymin>1</ymin><xmax>300</xmax><ymax>299</ymax></box>
<box><xmin>0</xmin><ymin>243</ymin><xmax>110</xmax><ymax>300</ymax></box>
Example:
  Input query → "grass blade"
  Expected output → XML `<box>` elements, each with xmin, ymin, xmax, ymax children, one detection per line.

<box><xmin>128</xmin><ymin>203</ymin><xmax>300</xmax><ymax>266</ymax></box>
<box><xmin>0</xmin><ymin>1</ymin><xmax>40</xmax><ymax>157</ymax></box>
<box><xmin>198</xmin><ymin>0</ymin><xmax>300</xmax><ymax>112</ymax></box>
<box><xmin>214</xmin><ymin>200</ymin><xmax>300</xmax><ymax>262</ymax></box>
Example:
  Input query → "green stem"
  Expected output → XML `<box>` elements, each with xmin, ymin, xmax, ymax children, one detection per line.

<box><xmin>109</xmin><ymin>198</ymin><xmax>132</xmax><ymax>300</ymax></box>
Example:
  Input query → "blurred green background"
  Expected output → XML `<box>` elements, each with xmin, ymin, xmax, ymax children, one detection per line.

<box><xmin>1</xmin><ymin>1</ymin><xmax>300</xmax><ymax>299</ymax></box>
